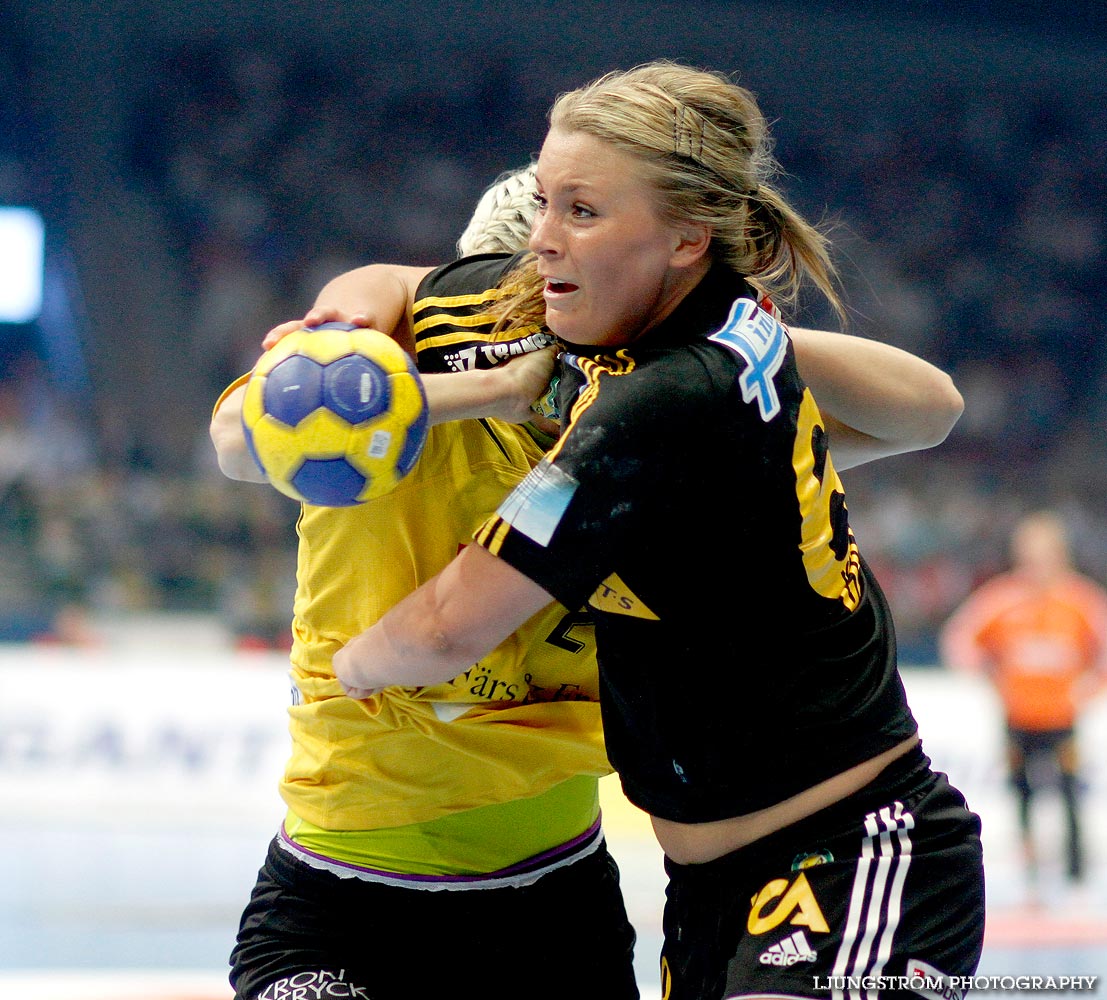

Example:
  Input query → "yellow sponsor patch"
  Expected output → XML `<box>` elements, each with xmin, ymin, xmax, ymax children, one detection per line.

<box><xmin>747</xmin><ymin>871</ymin><xmax>830</xmax><ymax>935</ymax></box>
<box><xmin>588</xmin><ymin>573</ymin><xmax>660</xmax><ymax>619</ymax></box>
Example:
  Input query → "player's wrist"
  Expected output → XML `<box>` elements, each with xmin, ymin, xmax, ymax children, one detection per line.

<box><xmin>423</xmin><ymin>368</ymin><xmax>505</xmax><ymax>424</ymax></box>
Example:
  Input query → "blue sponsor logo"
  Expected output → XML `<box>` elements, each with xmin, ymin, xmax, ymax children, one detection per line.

<box><xmin>708</xmin><ymin>298</ymin><xmax>787</xmax><ymax>421</ymax></box>
<box><xmin>497</xmin><ymin>457</ymin><xmax>578</xmax><ymax>547</ymax></box>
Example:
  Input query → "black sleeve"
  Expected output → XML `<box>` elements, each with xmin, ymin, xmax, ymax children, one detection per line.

<box><xmin>412</xmin><ymin>252</ymin><xmax>533</xmax><ymax>374</ymax></box>
<box><xmin>413</xmin><ymin>252</ymin><xmax>521</xmax><ymax>300</ymax></box>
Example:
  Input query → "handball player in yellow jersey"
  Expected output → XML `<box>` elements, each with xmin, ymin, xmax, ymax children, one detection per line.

<box><xmin>212</xmin><ymin>166</ymin><xmax>641</xmax><ymax>1000</ymax></box>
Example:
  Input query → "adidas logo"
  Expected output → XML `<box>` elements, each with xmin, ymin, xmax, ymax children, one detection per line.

<box><xmin>758</xmin><ymin>929</ymin><xmax>818</xmax><ymax>966</ymax></box>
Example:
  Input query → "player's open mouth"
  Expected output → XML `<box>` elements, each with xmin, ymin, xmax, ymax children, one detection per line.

<box><xmin>545</xmin><ymin>279</ymin><xmax>578</xmax><ymax>296</ymax></box>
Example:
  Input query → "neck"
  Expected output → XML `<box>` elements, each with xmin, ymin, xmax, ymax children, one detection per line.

<box><xmin>641</xmin><ymin>257</ymin><xmax>713</xmax><ymax>336</ymax></box>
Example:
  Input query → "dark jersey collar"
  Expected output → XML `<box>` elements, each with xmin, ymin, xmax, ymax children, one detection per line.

<box><xmin>561</xmin><ymin>261</ymin><xmax>754</xmax><ymax>358</ymax></box>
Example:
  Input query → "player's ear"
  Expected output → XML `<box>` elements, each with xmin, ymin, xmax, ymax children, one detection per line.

<box><xmin>670</xmin><ymin>223</ymin><xmax>711</xmax><ymax>268</ymax></box>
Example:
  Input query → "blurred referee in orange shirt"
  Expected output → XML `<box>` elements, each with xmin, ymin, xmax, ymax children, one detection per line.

<box><xmin>941</xmin><ymin>511</ymin><xmax>1107</xmax><ymax>897</ymax></box>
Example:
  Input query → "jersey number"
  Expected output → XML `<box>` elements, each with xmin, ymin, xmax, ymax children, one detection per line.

<box><xmin>544</xmin><ymin>611</ymin><xmax>593</xmax><ymax>653</ymax></box>
<box><xmin>793</xmin><ymin>389</ymin><xmax>861</xmax><ymax>609</ymax></box>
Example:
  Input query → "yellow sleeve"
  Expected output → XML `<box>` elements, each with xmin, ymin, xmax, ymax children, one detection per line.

<box><xmin>211</xmin><ymin>371</ymin><xmax>253</xmax><ymax>420</ymax></box>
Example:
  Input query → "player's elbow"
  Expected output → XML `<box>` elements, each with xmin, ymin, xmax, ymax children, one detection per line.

<box><xmin>421</xmin><ymin>616</ymin><xmax>493</xmax><ymax>672</ymax></box>
<box><xmin>387</xmin><ymin>607</ymin><xmax>486</xmax><ymax>686</ymax></box>
<box><xmin>921</xmin><ymin>373</ymin><xmax>965</xmax><ymax>447</ymax></box>
<box><xmin>210</xmin><ymin>416</ymin><xmax>266</xmax><ymax>483</ymax></box>
<box><xmin>897</xmin><ymin>371</ymin><xmax>964</xmax><ymax>452</ymax></box>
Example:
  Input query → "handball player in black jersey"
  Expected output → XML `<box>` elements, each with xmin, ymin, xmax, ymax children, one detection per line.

<box><xmin>214</xmin><ymin>158</ymin><xmax>964</xmax><ymax>1000</ymax></box>
<box><xmin>332</xmin><ymin>61</ymin><xmax>986</xmax><ymax>1000</ymax></box>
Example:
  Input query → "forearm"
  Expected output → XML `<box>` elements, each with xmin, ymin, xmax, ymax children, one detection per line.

<box><xmin>423</xmin><ymin>370</ymin><xmax>513</xmax><ymax>425</ymax></box>
<box><xmin>333</xmin><ymin>545</ymin><xmax>554</xmax><ymax>698</ymax></box>
<box><xmin>211</xmin><ymin>361</ymin><xmax>553</xmax><ymax>479</ymax></box>
<box><xmin>333</xmin><ymin>577</ymin><xmax>484</xmax><ymax>697</ymax></box>
<box><xmin>306</xmin><ymin>263</ymin><xmax>556</xmax><ymax>425</ymax></box>
<box><xmin>790</xmin><ymin>327</ymin><xmax>964</xmax><ymax>470</ymax></box>
<box><xmin>422</xmin><ymin>347</ymin><xmax>557</xmax><ymax>425</ymax></box>
<box><xmin>263</xmin><ymin>263</ymin><xmax>433</xmax><ymax>354</ymax></box>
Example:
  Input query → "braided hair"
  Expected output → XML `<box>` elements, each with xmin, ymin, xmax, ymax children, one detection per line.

<box><xmin>456</xmin><ymin>163</ymin><xmax>539</xmax><ymax>256</ymax></box>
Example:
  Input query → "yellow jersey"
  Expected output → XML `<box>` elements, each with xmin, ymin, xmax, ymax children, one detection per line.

<box><xmin>216</xmin><ymin>253</ymin><xmax>609</xmax><ymax>875</ymax></box>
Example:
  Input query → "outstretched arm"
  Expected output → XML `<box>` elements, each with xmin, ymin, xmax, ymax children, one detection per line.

<box><xmin>209</xmin><ymin>260</ymin><xmax>558</xmax><ymax>482</ymax></box>
<box><xmin>296</xmin><ymin>262</ymin><xmax>557</xmax><ymax>424</ymax></box>
<box><xmin>212</xmin><ymin>263</ymin><xmax>430</xmax><ymax>482</ymax></box>
<box><xmin>790</xmin><ymin>328</ymin><xmax>963</xmax><ymax>471</ymax></box>
<box><xmin>210</xmin><ymin>347</ymin><xmax>557</xmax><ymax>482</ymax></box>
<box><xmin>269</xmin><ymin>263</ymin><xmax>433</xmax><ymax>354</ymax></box>
<box><xmin>332</xmin><ymin>543</ymin><xmax>552</xmax><ymax>699</ymax></box>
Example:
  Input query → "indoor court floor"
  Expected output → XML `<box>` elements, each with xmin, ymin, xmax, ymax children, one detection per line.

<box><xmin>0</xmin><ymin>775</ymin><xmax>1103</xmax><ymax>1000</ymax></box>
<box><xmin>1</xmin><ymin>643</ymin><xmax>1103</xmax><ymax>999</ymax></box>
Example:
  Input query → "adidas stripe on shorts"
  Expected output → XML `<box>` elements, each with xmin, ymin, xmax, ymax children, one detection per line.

<box><xmin>659</xmin><ymin>747</ymin><xmax>985</xmax><ymax>1000</ymax></box>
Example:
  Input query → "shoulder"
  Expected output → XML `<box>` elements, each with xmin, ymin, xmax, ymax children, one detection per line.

<box><xmin>415</xmin><ymin>252</ymin><xmax>524</xmax><ymax>301</ymax></box>
<box><xmin>1062</xmin><ymin>572</ymin><xmax>1107</xmax><ymax>609</ymax></box>
<box><xmin>669</xmin><ymin>285</ymin><xmax>797</xmax><ymax>423</ymax></box>
<box><xmin>568</xmin><ymin>346</ymin><xmax>717</xmax><ymax>416</ymax></box>
<box><xmin>955</xmin><ymin>573</ymin><xmax>1030</xmax><ymax>619</ymax></box>
<box><xmin>702</xmin><ymin>296</ymin><xmax>791</xmax><ymax>380</ymax></box>
<box><xmin>556</xmin><ymin>349</ymin><xmax>725</xmax><ymax>479</ymax></box>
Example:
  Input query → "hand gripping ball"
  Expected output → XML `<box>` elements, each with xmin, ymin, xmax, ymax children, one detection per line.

<box><xmin>241</xmin><ymin>322</ymin><xmax>429</xmax><ymax>506</ymax></box>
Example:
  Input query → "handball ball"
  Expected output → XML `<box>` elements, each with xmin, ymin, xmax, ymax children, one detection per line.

<box><xmin>242</xmin><ymin>322</ymin><xmax>429</xmax><ymax>506</ymax></box>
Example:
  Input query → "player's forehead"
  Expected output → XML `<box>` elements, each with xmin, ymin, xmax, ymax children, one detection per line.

<box><xmin>536</xmin><ymin>128</ymin><xmax>651</xmax><ymax>204</ymax></box>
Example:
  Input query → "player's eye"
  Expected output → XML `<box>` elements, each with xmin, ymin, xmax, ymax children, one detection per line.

<box><xmin>571</xmin><ymin>203</ymin><xmax>595</xmax><ymax>219</ymax></box>
<box><xmin>532</xmin><ymin>192</ymin><xmax>548</xmax><ymax>211</ymax></box>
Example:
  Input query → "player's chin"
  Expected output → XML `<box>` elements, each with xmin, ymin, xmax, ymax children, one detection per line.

<box><xmin>543</xmin><ymin>299</ymin><xmax>576</xmax><ymax>334</ymax></box>
<box><xmin>543</xmin><ymin>311</ymin><xmax>589</xmax><ymax>347</ymax></box>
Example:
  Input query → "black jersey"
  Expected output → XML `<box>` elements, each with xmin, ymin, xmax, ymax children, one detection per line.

<box><xmin>413</xmin><ymin>252</ymin><xmax>556</xmax><ymax>374</ymax></box>
<box><xmin>475</xmin><ymin>262</ymin><xmax>918</xmax><ymax>823</ymax></box>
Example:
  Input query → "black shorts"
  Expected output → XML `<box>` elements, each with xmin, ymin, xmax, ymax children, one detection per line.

<box><xmin>1006</xmin><ymin>725</ymin><xmax>1075</xmax><ymax>758</ymax></box>
<box><xmin>230</xmin><ymin>833</ymin><xmax>640</xmax><ymax>1000</ymax></box>
<box><xmin>660</xmin><ymin>747</ymin><xmax>985</xmax><ymax>1000</ymax></box>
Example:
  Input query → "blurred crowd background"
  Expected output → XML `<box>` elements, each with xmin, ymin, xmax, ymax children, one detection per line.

<box><xmin>1</xmin><ymin>0</ymin><xmax>1105</xmax><ymax>662</ymax></box>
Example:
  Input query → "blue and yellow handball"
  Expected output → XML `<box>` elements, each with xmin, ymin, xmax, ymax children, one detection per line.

<box><xmin>242</xmin><ymin>322</ymin><xmax>429</xmax><ymax>506</ymax></box>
